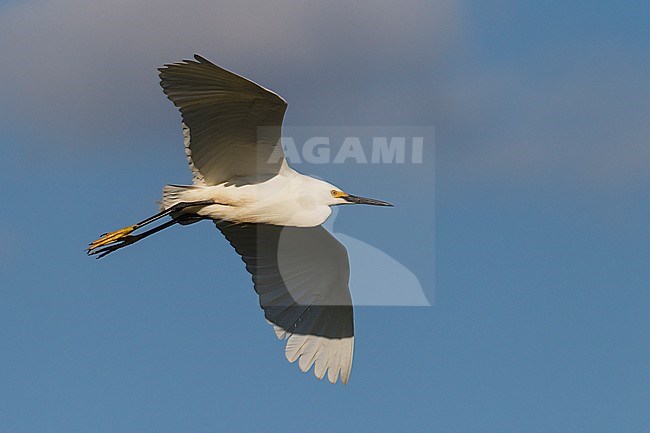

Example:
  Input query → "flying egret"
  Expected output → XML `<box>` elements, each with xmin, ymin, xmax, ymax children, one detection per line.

<box><xmin>87</xmin><ymin>55</ymin><xmax>392</xmax><ymax>384</ymax></box>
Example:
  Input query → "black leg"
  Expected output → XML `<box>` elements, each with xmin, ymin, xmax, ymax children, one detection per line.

<box><xmin>132</xmin><ymin>200</ymin><xmax>216</xmax><ymax>230</ymax></box>
<box><xmin>88</xmin><ymin>200</ymin><xmax>217</xmax><ymax>255</ymax></box>
<box><xmin>89</xmin><ymin>214</ymin><xmax>204</xmax><ymax>259</ymax></box>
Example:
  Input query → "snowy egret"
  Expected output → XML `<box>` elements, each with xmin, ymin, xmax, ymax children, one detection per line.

<box><xmin>88</xmin><ymin>55</ymin><xmax>392</xmax><ymax>384</ymax></box>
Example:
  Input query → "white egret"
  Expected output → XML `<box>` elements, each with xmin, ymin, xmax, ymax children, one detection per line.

<box><xmin>88</xmin><ymin>55</ymin><xmax>392</xmax><ymax>384</ymax></box>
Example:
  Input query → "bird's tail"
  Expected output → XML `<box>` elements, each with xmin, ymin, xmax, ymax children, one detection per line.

<box><xmin>161</xmin><ymin>184</ymin><xmax>205</xmax><ymax>210</ymax></box>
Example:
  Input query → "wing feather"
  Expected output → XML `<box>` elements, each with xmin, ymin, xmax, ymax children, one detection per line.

<box><xmin>216</xmin><ymin>221</ymin><xmax>355</xmax><ymax>384</ymax></box>
<box><xmin>159</xmin><ymin>55</ymin><xmax>287</xmax><ymax>185</ymax></box>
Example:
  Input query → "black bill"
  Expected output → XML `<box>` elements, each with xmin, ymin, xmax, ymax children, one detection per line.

<box><xmin>343</xmin><ymin>194</ymin><xmax>393</xmax><ymax>207</ymax></box>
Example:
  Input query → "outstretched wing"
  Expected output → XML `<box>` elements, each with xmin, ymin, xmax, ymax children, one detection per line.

<box><xmin>159</xmin><ymin>55</ymin><xmax>287</xmax><ymax>185</ymax></box>
<box><xmin>215</xmin><ymin>221</ymin><xmax>354</xmax><ymax>384</ymax></box>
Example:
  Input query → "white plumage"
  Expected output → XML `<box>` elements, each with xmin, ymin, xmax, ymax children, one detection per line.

<box><xmin>88</xmin><ymin>55</ymin><xmax>392</xmax><ymax>384</ymax></box>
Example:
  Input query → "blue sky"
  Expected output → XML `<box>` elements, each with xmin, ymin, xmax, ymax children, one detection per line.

<box><xmin>1</xmin><ymin>1</ymin><xmax>649</xmax><ymax>432</ymax></box>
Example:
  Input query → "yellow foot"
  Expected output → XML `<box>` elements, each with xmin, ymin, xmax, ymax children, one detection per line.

<box><xmin>88</xmin><ymin>225</ymin><xmax>137</xmax><ymax>252</ymax></box>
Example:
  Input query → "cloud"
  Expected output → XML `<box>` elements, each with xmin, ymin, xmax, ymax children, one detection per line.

<box><xmin>0</xmin><ymin>0</ymin><xmax>461</xmax><ymax>146</ymax></box>
<box><xmin>434</xmin><ymin>45</ymin><xmax>650</xmax><ymax>187</ymax></box>
<box><xmin>2</xmin><ymin>0</ymin><xmax>647</xmax><ymax>188</ymax></box>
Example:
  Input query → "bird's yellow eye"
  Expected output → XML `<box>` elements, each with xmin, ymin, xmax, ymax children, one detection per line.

<box><xmin>331</xmin><ymin>190</ymin><xmax>348</xmax><ymax>198</ymax></box>
<box><xmin>331</xmin><ymin>190</ymin><xmax>338</xmax><ymax>197</ymax></box>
